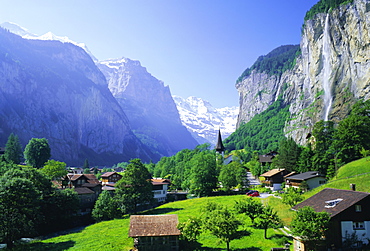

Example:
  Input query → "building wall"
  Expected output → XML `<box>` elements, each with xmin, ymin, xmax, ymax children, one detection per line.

<box><xmin>341</xmin><ymin>221</ymin><xmax>370</xmax><ymax>245</ymax></box>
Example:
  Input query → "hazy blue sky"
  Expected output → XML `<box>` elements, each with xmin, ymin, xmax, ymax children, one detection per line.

<box><xmin>0</xmin><ymin>0</ymin><xmax>318</xmax><ymax>108</ymax></box>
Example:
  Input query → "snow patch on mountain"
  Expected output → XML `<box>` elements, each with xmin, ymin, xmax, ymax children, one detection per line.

<box><xmin>0</xmin><ymin>22</ymin><xmax>97</xmax><ymax>61</ymax></box>
<box><xmin>173</xmin><ymin>96</ymin><xmax>238</xmax><ymax>145</ymax></box>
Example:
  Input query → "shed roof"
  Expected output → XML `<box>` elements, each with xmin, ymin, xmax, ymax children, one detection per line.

<box><xmin>292</xmin><ymin>188</ymin><xmax>370</xmax><ymax>217</ymax></box>
<box><xmin>73</xmin><ymin>187</ymin><xmax>95</xmax><ymax>195</ymax></box>
<box><xmin>101</xmin><ymin>172</ymin><xmax>122</xmax><ymax>178</ymax></box>
<box><xmin>286</xmin><ymin>171</ymin><xmax>325</xmax><ymax>181</ymax></box>
<box><xmin>261</xmin><ymin>169</ymin><xmax>286</xmax><ymax>178</ymax></box>
<box><xmin>129</xmin><ymin>215</ymin><xmax>181</xmax><ymax>237</ymax></box>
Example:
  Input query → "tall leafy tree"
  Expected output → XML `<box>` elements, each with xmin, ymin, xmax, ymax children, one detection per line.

<box><xmin>219</xmin><ymin>161</ymin><xmax>246</xmax><ymax>192</ymax></box>
<box><xmin>186</xmin><ymin>151</ymin><xmax>218</xmax><ymax>197</ymax></box>
<box><xmin>92</xmin><ymin>190</ymin><xmax>121</xmax><ymax>222</ymax></box>
<box><xmin>0</xmin><ymin>176</ymin><xmax>40</xmax><ymax>247</ymax></box>
<box><xmin>4</xmin><ymin>133</ymin><xmax>23</xmax><ymax>164</ymax></box>
<box><xmin>115</xmin><ymin>158</ymin><xmax>153</xmax><ymax>214</ymax></box>
<box><xmin>24</xmin><ymin>138</ymin><xmax>51</xmax><ymax>168</ymax></box>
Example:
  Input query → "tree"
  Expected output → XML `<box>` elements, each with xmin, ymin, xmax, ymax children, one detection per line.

<box><xmin>92</xmin><ymin>190</ymin><xmax>121</xmax><ymax>222</ymax></box>
<box><xmin>115</xmin><ymin>159</ymin><xmax>153</xmax><ymax>214</ymax></box>
<box><xmin>281</xmin><ymin>187</ymin><xmax>303</xmax><ymax>207</ymax></box>
<box><xmin>254</xmin><ymin>205</ymin><xmax>281</xmax><ymax>239</ymax></box>
<box><xmin>40</xmin><ymin>160</ymin><xmax>67</xmax><ymax>180</ymax></box>
<box><xmin>219</xmin><ymin>161</ymin><xmax>246</xmax><ymax>192</ymax></box>
<box><xmin>234</xmin><ymin>197</ymin><xmax>263</xmax><ymax>224</ymax></box>
<box><xmin>24</xmin><ymin>138</ymin><xmax>51</xmax><ymax>168</ymax></box>
<box><xmin>83</xmin><ymin>158</ymin><xmax>89</xmax><ymax>169</ymax></box>
<box><xmin>186</xmin><ymin>151</ymin><xmax>218</xmax><ymax>197</ymax></box>
<box><xmin>202</xmin><ymin>203</ymin><xmax>242</xmax><ymax>251</ymax></box>
<box><xmin>4</xmin><ymin>133</ymin><xmax>23</xmax><ymax>164</ymax></box>
<box><xmin>177</xmin><ymin>217</ymin><xmax>202</xmax><ymax>243</ymax></box>
<box><xmin>39</xmin><ymin>188</ymin><xmax>80</xmax><ymax>234</ymax></box>
<box><xmin>274</xmin><ymin>137</ymin><xmax>301</xmax><ymax>172</ymax></box>
<box><xmin>291</xmin><ymin>206</ymin><xmax>331</xmax><ymax>250</ymax></box>
<box><xmin>0</xmin><ymin>177</ymin><xmax>40</xmax><ymax>247</ymax></box>
<box><xmin>333</xmin><ymin>115</ymin><xmax>370</xmax><ymax>164</ymax></box>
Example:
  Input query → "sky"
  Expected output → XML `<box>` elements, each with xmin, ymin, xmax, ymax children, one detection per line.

<box><xmin>0</xmin><ymin>0</ymin><xmax>319</xmax><ymax>108</ymax></box>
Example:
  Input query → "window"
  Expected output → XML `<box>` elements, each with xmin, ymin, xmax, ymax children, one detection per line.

<box><xmin>325</xmin><ymin>198</ymin><xmax>343</xmax><ymax>208</ymax></box>
<box><xmin>355</xmin><ymin>205</ymin><xmax>362</xmax><ymax>212</ymax></box>
<box><xmin>319</xmin><ymin>180</ymin><xmax>326</xmax><ymax>184</ymax></box>
<box><xmin>353</xmin><ymin>222</ymin><xmax>365</xmax><ymax>230</ymax></box>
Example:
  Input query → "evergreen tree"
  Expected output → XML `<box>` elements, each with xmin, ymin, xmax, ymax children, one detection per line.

<box><xmin>274</xmin><ymin>137</ymin><xmax>301</xmax><ymax>172</ymax></box>
<box><xmin>333</xmin><ymin>99</ymin><xmax>370</xmax><ymax>164</ymax></box>
<box><xmin>4</xmin><ymin>133</ymin><xmax>23</xmax><ymax>164</ymax></box>
<box><xmin>83</xmin><ymin>158</ymin><xmax>89</xmax><ymax>169</ymax></box>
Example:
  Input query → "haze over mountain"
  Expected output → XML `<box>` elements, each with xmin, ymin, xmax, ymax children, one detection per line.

<box><xmin>97</xmin><ymin>58</ymin><xmax>198</xmax><ymax>156</ymax></box>
<box><xmin>0</xmin><ymin>27</ymin><xmax>157</xmax><ymax>165</ymax></box>
<box><xmin>0</xmin><ymin>22</ymin><xmax>199</xmax><ymax>163</ymax></box>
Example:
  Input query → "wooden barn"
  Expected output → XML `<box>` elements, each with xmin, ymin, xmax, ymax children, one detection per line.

<box><xmin>129</xmin><ymin>214</ymin><xmax>181</xmax><ymax>251</ymax></box>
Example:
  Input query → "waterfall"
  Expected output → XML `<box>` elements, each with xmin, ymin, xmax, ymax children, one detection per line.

<box><xmin>322</xmin><ymin>14</ymin><xmax>332</xmax><ymax>121</ymax></box>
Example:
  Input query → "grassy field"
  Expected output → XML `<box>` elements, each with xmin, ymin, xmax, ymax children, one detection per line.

<box><xmin>16</xmin><ymin>157</ymin><xmax>370</xmax><ymax>250</ymax></box>
<box><xmin>21</xmin><ymin>195</ymin><xmax>291</xmax><ymax>251</ymax></box>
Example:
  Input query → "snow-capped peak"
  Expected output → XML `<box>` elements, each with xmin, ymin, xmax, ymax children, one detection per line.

<box><xmin>173</xmin><ymin>95</ymin><xmax>239</xmax><ymax>145</ymax></box>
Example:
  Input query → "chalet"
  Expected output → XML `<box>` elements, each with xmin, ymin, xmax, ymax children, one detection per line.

<box><xmin>129</xmin><ymin>214</ymin><xmax>181</xmax><ymax>251</ymax></box>
<box><xmin>259</xmin><ymin>151</ymin><xmax>278</xmax><ymax>166</ymax></box>
<box><xmin>151</xmin><ymin>178</ymin><xmax>170</xmax><ymax>204</ymax></box>
<box><xmin>62</xmin><ymin>174</ymin><xmax>102</xmax><ymax>214</ymax></box>
<box><xmin>285</xmin><ymin>171</ymin><xmax>326</xmax><ymax>190</ymax></box>
<box><xmin>292</xmin><ymin>187</ymin><xmax>370</xmax><ymax>250</ymax></box>
<box><xmin>101</xmin><ymin>172</ymin><xmax>122</xmax><ymax>185</ymax></box>
<box><xmin>260</xmin><ymin>169</ymin><xmax>290</xmax><ymax>191</ymax></box>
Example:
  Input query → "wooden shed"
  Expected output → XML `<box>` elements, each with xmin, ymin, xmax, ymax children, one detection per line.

<box><xmin>129</xmin><ymin>214</ymin><xmax>181</xmax><ymax>251</ymax></box>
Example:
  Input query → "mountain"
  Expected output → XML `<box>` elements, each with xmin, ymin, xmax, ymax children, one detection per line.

<box><xmin>97</xmin><ymin>58</ymin><xmax>198</xmax><ymax>157</ymax></box>
<box><xmin>173</xmin><ymin>96</ymin><xmax>238</xmax><ymax>145</ymax></box>
<box><xmin>235</xmin><ymin>0</ymin><xmax>370</xmax><ymax>146</ymax></box>
<box><xmin>0</xmin><ymin>28</ymin><xmax>157</xmax><ymax>165</ymax></box>
<box><xmin>0</xmin><ymin>22</ymin><xmax>97</xmax><ymax>61</ymax></box>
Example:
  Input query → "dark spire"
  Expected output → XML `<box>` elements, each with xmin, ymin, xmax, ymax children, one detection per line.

<box><xmin>215</xmin><ymin>129</ymin><xmax>225</xmax><ymax>154</ymax></box>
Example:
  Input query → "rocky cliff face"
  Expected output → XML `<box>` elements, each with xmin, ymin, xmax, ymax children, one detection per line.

<box><xmin>0</xmin><ymin>29</ymin><xmax>156</xmax><ymax>165</ymax></box>
<box><xmin>97</xmin><ymin>58</ymin><xmax>198</xmax><ymax>157</ymax></box>
<box><xmin>237</xmin><ymin>0</ymin><xmax>370</xmax><ymax>144</ymax></box>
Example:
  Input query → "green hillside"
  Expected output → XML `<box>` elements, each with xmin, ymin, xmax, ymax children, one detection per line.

<box><xmin>304</xmin><ymin>157</ymin><xmax>370</xmax><ymax>199</ymax></box>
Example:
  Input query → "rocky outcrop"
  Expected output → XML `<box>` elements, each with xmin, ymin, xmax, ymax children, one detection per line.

<box><xmin>236</xmin><ymin>0</ymin><xmax>370</xmax><ymax>144</ymax></box>
<box><xmin>0</xmin><ymin>28</ymin><xmax>156</xmax><ymax>165</ymax></box>
<box><xmin>98</xmin><ymin>58</ymin><xmax>198</xmax><ymax>157</ymax></box>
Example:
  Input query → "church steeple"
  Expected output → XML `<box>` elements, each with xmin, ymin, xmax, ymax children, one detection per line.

<box><xmin>215</xmin><ymin>129</ymin><xmax>225</xmax><ymax>155</ymax></box>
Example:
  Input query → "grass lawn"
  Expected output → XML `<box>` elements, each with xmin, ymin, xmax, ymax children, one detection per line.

<box><xmin>22</xmin><ymin>195</ymin><xmax>292</xmax><ymax>251</ymax></box>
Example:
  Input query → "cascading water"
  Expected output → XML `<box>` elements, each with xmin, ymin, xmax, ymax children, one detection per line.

<box><xmin>322</xmin><ymin>14</ymin><xmax>332</xmax><ymax>121</ymax></box>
